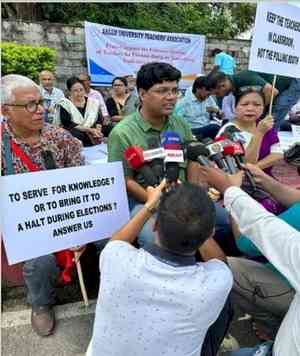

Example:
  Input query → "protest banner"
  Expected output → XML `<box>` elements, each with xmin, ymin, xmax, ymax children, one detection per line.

<box><xmin>85</xmin><ymin>21</ymin><xmax>205</xmax><ymax>88</ymax></box>
<box><xmin>249</xmin><ymin>3</ymin><xmax>300</xmax><ymax>78</ymax></box>
<box><xmin>1</xmin><ymin>162</ymin><xmax>129</xmax><ymax>265</ymax></box>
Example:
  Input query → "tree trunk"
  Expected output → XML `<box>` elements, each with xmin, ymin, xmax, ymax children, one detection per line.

<box><xmin>3</xmin><ymin>3</ymin><xmax>43</xmax><ymax>21</ymax></box>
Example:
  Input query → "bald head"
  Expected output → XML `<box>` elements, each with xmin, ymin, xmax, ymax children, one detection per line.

<box><xmin>78</xmin><ymin>73</ymin><xmax>91</xmax><ymax>92</ymax></box>
<box><xmin>39</xmin><ymin>70</ymin><xmax>55</xmax><ymax>91</ymax></box>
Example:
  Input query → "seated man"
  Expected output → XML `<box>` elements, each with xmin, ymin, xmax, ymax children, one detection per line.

<box><xmin>108</xmin><ymin>62</ymin><xmax>195</xmax><ymax>243</ymax></box>
<box><xmin>39</xmin><ymin>70</ymin><xmax>64</xmax><ymax>123</ymax></box>
<box><xmin>174</xmin><ymin>76</ymin><xmax>223</xmax><ymax>140</ymax></box>
<box><xmin>78</xmin><ymin>73</ymin><xmax>110</xmax><ymax>121</ymax></box>
<box><xmin>108</xmin><ymin>62</ymin><xmax>233</xmax><ymax>253</ymax></box>
<box><xmin>123</xmin><ymin>74</ymin><xmax>139</xmax><ymax>115</ymax></box>
<box><xmin>88</xmin><ymin>181</ymin><xmax>233</xmax><ymax>356</ymax></box>
<box><xmin>209</xmin><ymin>70</ymin><xmax>300</xmax><ymax>129</ymax></box>
<box><xmin>1</xmin><ymin>74</ymin><xmax>84</xmax><ymax>337</ymax></box>
<box><xmin>197</xmin><ymin>164</ymin><xmax>300</xmax><ymax>356</ymax></box>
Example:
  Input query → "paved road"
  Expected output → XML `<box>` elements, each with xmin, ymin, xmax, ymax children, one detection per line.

<box><xmin>2</xmin><ymin>297</ymin><xmax>260</xmax><ymax>356</ymax></box>
<box><xmin>2</xmin><ymin>301</ymin><xmax>95</xmax><ymax>356</ymax></box>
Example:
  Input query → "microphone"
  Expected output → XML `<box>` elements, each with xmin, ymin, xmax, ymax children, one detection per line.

<box><xmin>185</xmin><ymin>141</ymin><xmax>211</xmax><ymax>166</ymax></box>
<box><xmin>204</xmin><ymin>138</ymin><xmax>228</xmax><ymax>171</ymax></box>
<box><xmin>41</xmin><ymin>150</ymin><xmax>57</xmax><ymax>170</ymax></box>
<box><xmin>124</xmin><ymin>146</ymin><xmax>158</xmax><ymax>187</ymax></box>
<box><xmin>222</xmin><ymin>145</ymin><xmax>239</xmax><ymax>174</ymax></box>
<box><xmin>221</xmin><ymin>125</ymin><xmax>246</xmax><ymax>145</ymax></box>
<box><xmin>146</xmin><ymin>136</ymin><xmax>165</xmax><ymax>183</ymax></box>
<box><xmin>161</xmin><ymin>131</ymin><xmax>184</xmax><ymax>183</ymax></box>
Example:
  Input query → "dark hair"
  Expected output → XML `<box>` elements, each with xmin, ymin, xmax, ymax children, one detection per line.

<box><xmin>192</xmin><ymin>76</ymin><xmax>211</xmax><ymax>94</ymax></box>
<box><xmin>212</xmin><ymin>48</ymin><xmax>222</xmax><ymax>57</ymax></box>
<box><xmin>66</xmin><ymin>76</ymin><xmax>84</xmax><ymax>91</ymax></box>
<box><xmin>156</xmin><ymin>183</ymin><xmax>216</xmax><ymax>255</ymax></box>
<box><xmin>207</xmin><ymin>71</ymin><xmax>229</xmax><ymax>90</ymax></box>
<box><xmin>235</xmin><ymin>87</ymin><xmax>266</xmax><ymax>107</ymax></box>
<box><xmin>112</xmin><ymin>77</ymin><xmax>128</xmax><ymax>87</ymax></box>
<box><xmin>136</xmin><ymin>62</ymin><xmax>181</xmax><ymax>91</ymax></box>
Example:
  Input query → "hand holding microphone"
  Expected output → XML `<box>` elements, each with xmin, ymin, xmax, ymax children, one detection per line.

<box><xmin>144</xmin><ymin>179</ymin><xmax>167</xmax><ymax>214</ymax></box>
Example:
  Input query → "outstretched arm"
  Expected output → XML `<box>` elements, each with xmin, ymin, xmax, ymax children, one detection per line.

<box><xmin>111</xmin><ymin>180</ymin><xmax>166</xmax><ymax>244</ymax></box>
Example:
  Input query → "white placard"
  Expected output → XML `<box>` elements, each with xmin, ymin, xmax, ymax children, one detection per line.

<box><xmin>249</xmin><ymin>3</ymin><xmax>300</xmax><ymax>78</ymax></box>
<box><xmin>292</xmin><ymin>124</ymin><xmax>300</xmax><ymax>139</ymax></box>
<box><xmin>85</xmin><ymin>21</ymin><xmax>205</xmax><ymax>88</ymax></box>
<box><xmin>1</xmin><ymin>162</ymin><xmax>129</xmax><ymax>265</ymax></box>
<box><xmin>82</xmin><ymin>144</ymin><xmax>108</xmax><ymax>165</ymax></box>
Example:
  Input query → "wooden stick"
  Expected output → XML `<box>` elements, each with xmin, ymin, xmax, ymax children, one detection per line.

<box><xmin>269</xmin><ymin>75</ymin><xmax>277</xmax><ymax>116</ymax></box>
<box><xmin>74</xmin><ymin>251</ymin><xmax>89</xmax><ymax>307</ymax></box>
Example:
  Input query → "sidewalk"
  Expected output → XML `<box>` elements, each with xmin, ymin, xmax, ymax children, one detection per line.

<box><xmin>2</xmin><ymin>300</ymin><xmax>96</xmax><ymax>356</ymax></box>
<box><xmin>2</xmin><ymin>295</ymin><xmax>259</xmax><ymax>356</ymax></box>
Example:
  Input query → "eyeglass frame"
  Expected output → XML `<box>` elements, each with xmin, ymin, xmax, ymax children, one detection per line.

<box><xmin>147</xmin><ymin>86</ymin><xmax>180</xmax><ymax>98</ymax></box>
<box><xmin>4</xmin><ymin>99</ymin><xmax>45</xmax><ymax>113</ymax></box>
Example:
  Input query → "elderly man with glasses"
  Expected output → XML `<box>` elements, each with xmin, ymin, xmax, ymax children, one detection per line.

<box><xmin>1</xmin><ymin>74</ymin><xmax>84</xmax><ymax>337</ymax></box>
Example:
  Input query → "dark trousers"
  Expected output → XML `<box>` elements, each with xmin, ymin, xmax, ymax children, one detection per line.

<box><xmin>201</xmin><ymin>295</ymin><xmax>234</xmax><ymax>356</ymax></box>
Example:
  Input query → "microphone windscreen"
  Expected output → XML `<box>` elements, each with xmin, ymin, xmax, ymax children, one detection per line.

<box><xmin>186</xmin><ymin>142</ymin><xmax>210</xmax><ymax>161</ymax></box>
<box><xmin>222</xmin><ymin>125</ymin><xmax>245</xmax><ymax>143</ymax></box>
<box><xmin>161</xmin><ymin>131</ymin><xmax>181</xmax><ymax>149</ymax></box>
<box><xmin>223</xmin><ymin>145</ymin><xmax>235</xmax><ymax>156</ymax></box>
<box><xmin>41</xmin><ymin>150</ymin><xmax>57</xmax><ymax>170</ymax></box>
<box><xmin>124</xmin><ymin>146</ymin><xmax>145</xmax><ymax>169</ymax></box>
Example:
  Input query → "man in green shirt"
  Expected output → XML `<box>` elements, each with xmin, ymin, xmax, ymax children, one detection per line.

<box><xmin>108</xmin><ymin>62</ymin><xmax>233</xmax><ymax>252</ymax></box>
<box><xmin>108</xmin><ymin>62</ymin><xmax>196</xmax><ymax>201</ymax></box>
<box><xmin>209</xmin><ymin>70</ymin><xmax>300</xmax><ymax>129</ymax></box>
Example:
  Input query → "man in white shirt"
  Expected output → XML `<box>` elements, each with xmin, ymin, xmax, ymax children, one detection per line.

<box><xmin>39</xmin><ymin>70</ymin><xmax>64</xmax><ymax>123</ymax></box>
<box><xmin>88</xmin><ymin>180</ymin><xmax>233</xmax><ymax>356</ymax></box>
<box><xmin>196</xmin><ymin>164</ymin><xmax>300</xmax><ymax>356</ymax></box>
<box><xmin>174</xmin><ymin>76</ymin><xmax>224</xmax><ymax>140</ymax></box>
<box><xmin>78</xmin><ymin>73</ymin><xmax>109</xmax><ymax>120</ymax></box>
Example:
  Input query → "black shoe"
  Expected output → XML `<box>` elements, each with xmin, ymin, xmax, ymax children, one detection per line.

<box><xmin>31</xmin><ymin>305</ymin><xmax>55</xmax><ymax>337</ymax></box>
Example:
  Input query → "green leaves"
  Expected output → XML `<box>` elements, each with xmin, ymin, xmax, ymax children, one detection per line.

<box><xmin>1</xmin><ymin>43</ymin><xmax>56</xmax><ymax>81</ymax></box>
<box><xmin>40</xmin><ymin>3</ymin><xmax>255</xmax><ymax>39</ymax></box>
<box><xmin>3</xmin><ymin>3</ymin><xmax>256</xmax><ymax>39</ymax></box>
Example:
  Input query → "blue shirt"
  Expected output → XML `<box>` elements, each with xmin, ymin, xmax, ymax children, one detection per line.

<box><xmin>174</xmin><ymin>93</ymin><xmax>219</xmax><ymax>129</ymax></box>
<box><xmin>214</xmin><ymin>52</ymin><xmax>236</xmax><ymax>75</ymax></box>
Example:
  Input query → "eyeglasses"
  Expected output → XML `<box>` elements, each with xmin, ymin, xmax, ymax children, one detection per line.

<box><xmin>5</xmin><ymin>99</ymin><xmax>44</xmax><ymax>113</ymax></box>
<box><xmin>149</xmin><ymin>87</ymin><xmax>180</xmax><ymax>98</ymax></box>
<box><xmin>113</xmin><ymin>84</ymin><xmax>125</xmax><ymax>88</ymax></box>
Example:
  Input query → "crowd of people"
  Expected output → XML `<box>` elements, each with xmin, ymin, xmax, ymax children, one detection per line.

<box><xmin>1</xmin><ymin>49</ymin><xmax>300</xmax><ymax>356</ymax></box>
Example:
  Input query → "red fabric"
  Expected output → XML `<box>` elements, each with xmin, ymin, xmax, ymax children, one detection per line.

<box><xmin>54</xmin><ymin>250</ymin><xmax>75</xmax><ymax>284</ymax></box>
<box><xmin>9</xmin><ymin>137</ymin><xmax>76</xmax><ymax>284</ymax></box>
<box><xmin>10</xmin><ymin>140</ymin><xmax>40</xmax><ymax>171</ymax></box>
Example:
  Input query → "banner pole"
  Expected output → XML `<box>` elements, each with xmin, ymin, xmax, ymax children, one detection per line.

<box><xmin>74</xmin><ymin>252</ymin><xmax>89</xmax><ymax>307</ymax></box>
<box><xmin>269</xmin><ymin>75</ymin><xmax>277</xmax><ymax>116</ymax></box>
